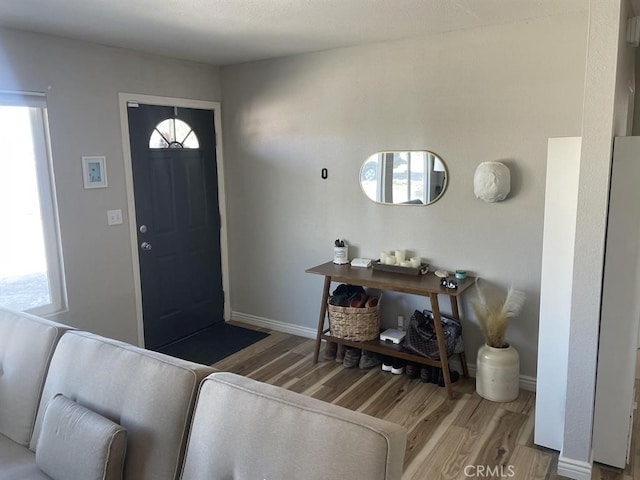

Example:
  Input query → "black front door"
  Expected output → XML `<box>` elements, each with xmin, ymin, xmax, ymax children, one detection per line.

<box><xmin>127</xmin><ymin>103</ymin><xmax>223</xmax><ymax>349</ymax></box>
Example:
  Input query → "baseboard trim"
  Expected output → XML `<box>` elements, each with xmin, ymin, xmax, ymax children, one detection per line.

<box><xmin>231</xmin><ymin>311</ymin><xmax>536</xmax><ymax>391</ymax></box>
<box><xmin>231</xmin><ymin>311</ymin><xmax>317</xmax><ymax>339</ymax></box>
<box><xmin>557</xmin><ymin>454</ymin><xmax>592</xmax><ymax>480</ymax></box>
<box><xmin>518</xmin><ymin>374</ymin><xmax>537</xmax><ymax>392</ymax></box>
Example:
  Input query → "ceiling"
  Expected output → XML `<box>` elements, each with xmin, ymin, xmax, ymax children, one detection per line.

<box><xmin>0</xmin><ymin>0</ymin><xmax>588</xmax><ymax>66</ymax></box>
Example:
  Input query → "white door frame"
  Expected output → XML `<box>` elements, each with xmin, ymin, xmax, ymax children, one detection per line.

<box><xmin>118</xmin><ymin>93</ymin><xmax>230</xmax><ymax>347</ymax></box>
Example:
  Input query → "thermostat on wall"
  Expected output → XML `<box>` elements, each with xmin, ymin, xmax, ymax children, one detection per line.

<box><xmin>380</xmin><ymin>328</ymin><xmax>406</xmax><ymax>344</ymax></box>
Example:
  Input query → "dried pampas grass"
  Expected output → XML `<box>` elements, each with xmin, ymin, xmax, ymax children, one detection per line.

<box><xmin>472</xmin><ymin>280</ymin><xmax>526</xmax><ymax>348</ymax></box>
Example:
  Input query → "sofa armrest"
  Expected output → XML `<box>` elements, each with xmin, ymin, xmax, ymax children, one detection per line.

<box><xmin>0</xmin><ymin>308</ymin><xmax>72</xmax><ymax>446</ymax></box>
<box><xmin>181</xmin><ymin>372</ymin><xmax>407</xmax><ymax>480</ymax></box>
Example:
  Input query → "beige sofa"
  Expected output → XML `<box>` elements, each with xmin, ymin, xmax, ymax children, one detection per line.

<box><xmin>0</xmin><ymin>307</ymin><xmax>407</xmax><ymax>480</ymax></box>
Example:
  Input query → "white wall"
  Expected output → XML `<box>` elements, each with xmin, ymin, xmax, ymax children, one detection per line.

<box><xmin>0</xmin><ymin>27</ymin><xmax>221</xmax><ymax>343</ymax></box>
<box><xmin>560</xmin><ymin>0</ymin><xmax>635</xmax><ymax>477</ymax></box>
<box><xmin>220</xmin><ymin>12</ymin><xmax>588</xmax><ymax>379</ymax></box>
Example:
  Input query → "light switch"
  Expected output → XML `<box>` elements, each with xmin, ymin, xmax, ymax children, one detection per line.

<box><xmin>107</xmin><ymin>209</ymin><xmax>123</xmax><ymax>226</ymax></box>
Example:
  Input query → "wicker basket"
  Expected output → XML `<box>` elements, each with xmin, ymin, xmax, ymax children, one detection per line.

<box><xmin>328</xmin><ymin>298</ymin><xmax>380</xmax><ymax>341</ymax></box>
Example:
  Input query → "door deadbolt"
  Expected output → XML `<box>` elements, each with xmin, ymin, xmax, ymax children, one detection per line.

<box><xmin>139</xmin><ymin>225</ymin><xmax>148</xmax><ymax>233</ymax></box>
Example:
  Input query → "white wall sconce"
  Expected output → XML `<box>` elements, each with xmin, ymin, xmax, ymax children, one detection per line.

<box><xmin>474</xmin><ymin>161</ymin><xmax>511</xmax><ymax>202</ymax></box>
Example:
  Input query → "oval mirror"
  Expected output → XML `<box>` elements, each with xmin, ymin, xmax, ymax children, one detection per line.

<box><xmin>359</xmin><ymin>151</ymin><xmax>448</xmax><ymax>205</ymax></box>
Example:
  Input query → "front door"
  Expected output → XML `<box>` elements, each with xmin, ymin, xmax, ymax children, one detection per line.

<box><xmin>127</xmin><ymin>103</ymin><xmax>223</xmax><ymax>349</ymax></box>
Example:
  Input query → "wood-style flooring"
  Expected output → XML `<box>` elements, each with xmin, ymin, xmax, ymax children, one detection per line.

<box><xmin>213</xmin><ymin>328</ymin><xmax>638</xmax><ymax>480</ymax></box>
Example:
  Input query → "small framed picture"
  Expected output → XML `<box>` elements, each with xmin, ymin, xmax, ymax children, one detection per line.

<box><xmin>82</xmin><ymin>156</ymin><xmax>108</xmax><ymax>189</ymax></box>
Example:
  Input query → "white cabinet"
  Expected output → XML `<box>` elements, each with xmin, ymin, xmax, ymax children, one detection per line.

<box><xmin>592</xmin><ymin>136</ymin><xmax>640</xmax><ymax>468</ymax></box>
<box><xmin>536</xmin><ymin>137</ymin><xmax>640</xmax><ymax>467</ymax></box>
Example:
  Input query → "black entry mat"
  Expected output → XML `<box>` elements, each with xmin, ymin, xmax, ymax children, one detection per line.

<box><xmin>156</xmin><ymin>323</ymin><xmax>269</xmax><ymax>366</ymax></box>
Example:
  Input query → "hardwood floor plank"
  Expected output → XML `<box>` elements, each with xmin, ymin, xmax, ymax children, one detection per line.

<box><xmin>592</xmin><ymin>464</ymin><xmax>627</xmax><ymax>480</ymax></box>
<box><xmin>212</xmin><ymin>331</ymin><xmax>290</xmax><ymax>369</ymax></box>
<box><xmin>213</xmin><ymin>334</ymin><xmax>308</xmax><ymax>375</ymax></box>
<box><xmin>508</xmin><ymin>444</ymin><xmax>553</xmax><ymax>480</ymax></box>
<box><xmin>361</xmin><ymin>374</ymin><xmax>424</xmax><ymax>418</ymax></box>
<box><xmin>246</xmin><ymin>351</ymin><xmax>306</xmax><ymax>383</ymax></box>
<box><xmin>402</xmin><ymin>395</ymin><xmax>466</xmax><ymax>472</ymax></box>
<box><xmin>290</xmin><ymin>338</ymin><xmax>316</xmax><ymax>356</ymax></box>
<box><xmin>501</xmin><ymin>389</ymin><xmax>536</xmax><ymax>415</ymax></box>
<box><xmin>323</xmin><ymin>365</ymin><xmax>371</xmax><ymax>390</ymax></box>
<box><xmin>452</xmin><ymin>392</ymin><xmax>500</xmax><ymax>432</ymax></box>
<box><xmin>446</xmin><ymin>401</ymin><xmax>508</xmax><ymax>477</ymax></box>
<box><xmin>470</xmin><ymin>409</ymin><xmax>527</xmax><ymax>469</ymax></box>
<box><xmin>271</xmin><ymin>358</ymin><xmax>332</xmax><ymax>388</ymax></box>
<box><xmin>308</xmin><ymin>367</ymin><xmax>371</xmax><ymax>403</ymax></box>
<box><xmin>382</xmin><ymin>381</ymin><xmax>444</xmax><ymax>428</ymax></box>
<box><xmin>259</xmin><ymin>353</ymin><xmax>315</xmax><ymax>387</ymax></box>
<box><xmin>334</xmin><ymin>369</ymin><xmax>397</xmax><ymax>410</ymax></box>
<box><xmin>516</xmin><ymin>406</ymin><xmax>536</xmax><ymax>447</ymax></box>
<box><xmin>287</xmin><ymin>361</ymin><xmax>343</xmax><ymax>394</ymax></box>
<box><xmin>404</xmin><ymin>425</ymin><xmax>470</xmax><ymax>480</ymax></box>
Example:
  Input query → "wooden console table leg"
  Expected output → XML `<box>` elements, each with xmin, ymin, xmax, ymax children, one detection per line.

<box><xmin>431</xmin><ymin>293</ymin><xmax>453</xmax><ymax>400</ymax></box>
<box><xmin>450</xmin><ymin>296</ymin><xmax>469</xmax><ymax>378</ymax></box>
<box><xmin>313</xmin><ymin>275</ymin><xmax>332</xmax><ymax>364</ymax></box>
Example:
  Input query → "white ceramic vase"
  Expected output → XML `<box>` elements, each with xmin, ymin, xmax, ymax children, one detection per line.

<box><xmin>476</xmin><ymin>343</ymin><xmax>520</xmax><ymax>402</ymax></box>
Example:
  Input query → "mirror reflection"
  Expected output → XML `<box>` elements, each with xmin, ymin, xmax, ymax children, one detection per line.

<box><xmin>359</xmin><ymin>151</ymin><xmax>447</xmax><ymax>205</ymax></box>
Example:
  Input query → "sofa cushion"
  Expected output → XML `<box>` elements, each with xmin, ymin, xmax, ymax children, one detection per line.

<box><xmin>29</xmin><ymin>331</ymin><xmax>214</xmax><ymax>480</ymax></box>
<box><xmin>180</xmin><ymin>372</ymin><xmax>407</xmax><ymax>480</ymax></box>
<box><xmin>0</xmin><ymin>307</ymin><xmax>72</xmax><ymax>446</ymax></box>
<box><xmin>36</xmin><ymin>394</ymin><xmax>126</xmax><ymax>480</ymax></box>
<box><xmin>0</xmin><ymin>433</ymin><xmax>51</xmax><ymax>480</ymax></box>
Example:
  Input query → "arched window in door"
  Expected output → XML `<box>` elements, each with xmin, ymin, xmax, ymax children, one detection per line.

<box><xmin>149</xmin><ymin>118</ymin><xmax>199</xmax><ymax>149</ymax></box>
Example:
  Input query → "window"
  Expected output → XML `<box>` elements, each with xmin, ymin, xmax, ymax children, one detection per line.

<box><xmin>0</xmin><ymin>92</ymin><xmax>66</xmax><ymax>315</ymax></box>
<box><xmin>381</xmin><ymin>152</ymin><xmax>445</xmax><ymax>204</ymax></box>
<box><xmin>393</xmin><ymin>152</ymin><xmax>426</xmax><ymax>204</ymax></box>
<box><xmin>149</xmin><ymin>118</ymin><xmax>199</xmax><ymax>149</ymax></box>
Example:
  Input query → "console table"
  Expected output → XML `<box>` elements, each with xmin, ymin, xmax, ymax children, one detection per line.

<box><xmin>305</xmin><ymin>261</ymin><xmax>475</xmax><ymax>400</ymax></box>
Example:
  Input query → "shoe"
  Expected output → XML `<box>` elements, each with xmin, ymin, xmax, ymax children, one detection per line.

<box><xmin>359</xmin><ymin>351</ymin><xmax>381</xmax><ymax>370</ymax></box>
<box><xmin>323</xmin><ymin>341</ymin><xmax>337</xmax><ymax>361</ymax></box>
<box><xmin>349</xmin><ymin>293</ymin><xmax>367</xmax><ymax>308</ymax></box>
<box><xmin>430</xmin><ymin>367</ymin><xmax>441</xmax><ymax>385</ymax></box>
<box><xmin>420</xmin><ymin>367</ymin><xmax>432</xmax><ymax>383</ymax></box>
<box><xmin>391</xmin><ymin>359</ymin><xmax>405</xmax><ymax>375</ymax></box>
<box><xmin>343</xmin><ymin>348</ymin><xmax>361</xmax><ymax>368</ymax></box>
<box><xmin>330</xmin><ymin>293</ymin><xmax>351</xmax><ymax>306</ymax></box>
<box><xmin>335</xmin><ymin>344</ymin><xmax>346</xmax><ymax>363</ymax></box>
<box><xmin>405</xmin><ymin>363</ymin><xmax>419</xmax><ymax>379</ymax></box>
<box><xmin>438</xmin><ymin>368</ymin><xmax>460</xmax><ymax>387</ymax></box>
<box><xmin>364</xmin><ymin>296</ymin><xmax>379</xmax><ymax>308</ymax></box>
<box><xmin>333</xmin><ymin>284</ymin><xmax>366</xmax><ymax>297</ymax></box>
<box><xmin>331</xmin><ymin>285</ymin><xmax>366</xmax><ymax>307</ymax></box>
<box><xmin>381</xmin><ymin>356</ymin><xmax>393</xmax><ymax>372</ymax></box>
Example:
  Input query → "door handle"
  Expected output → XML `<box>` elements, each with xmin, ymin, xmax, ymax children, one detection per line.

<box><xmin>141</xmin><ymin>242</ymin><xmax>152</xmax><ymax>251</ymax></box>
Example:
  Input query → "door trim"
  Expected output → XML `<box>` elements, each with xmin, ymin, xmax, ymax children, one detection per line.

<box><xmin>118</xmin><ymin>93</ymin><xmax>230</xmax><ymax>347</ymax></box>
